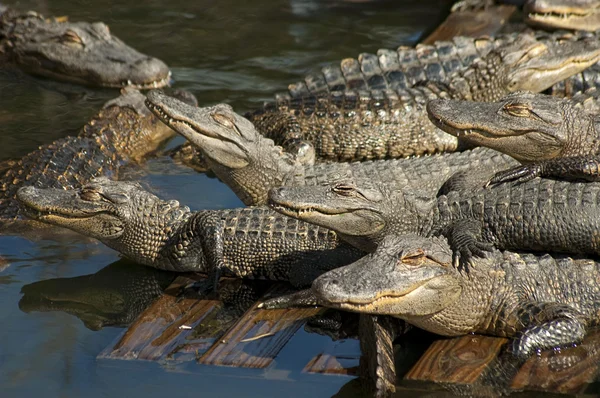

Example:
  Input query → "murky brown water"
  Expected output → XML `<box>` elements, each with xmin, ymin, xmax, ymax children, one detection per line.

<box><xmin>0</xmin><ymin>0</ymin><xmax>453</xmax><ymax>396</ymax></box>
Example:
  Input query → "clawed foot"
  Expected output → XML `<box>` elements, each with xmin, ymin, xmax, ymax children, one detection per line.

<box><xmin>452</xmin><ymin>240</ymin><xmax>494</xmax><ymax>273</ymax></box>
<box><xmin>486</xmin><ymin>164</ymin><xmax>542</xmax><ymax>187</ymax></box>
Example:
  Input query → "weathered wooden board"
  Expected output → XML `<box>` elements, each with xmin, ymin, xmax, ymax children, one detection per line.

<box><xmin>99</xmin><ymin>279</ymin><xmax>360</xmax><ymax>375</ymax></box>
<box><xmin>198</xmin><ymin>285</ymin><xmax>322</xmax><ymax>368</ymax></box>
<box><xmin>98</xmin><ymin>274</ymin><xmax>221</xmax><ymax>360</ymax></box>
<box><xmin>404</xmin><ymin>335</ymin><xmax>508</xmax><ymax>384</ymax></box>
<box><xmin>422</xmin><ymin>4</ymin><xmax>516</xmax><ymax>45</ymax></box>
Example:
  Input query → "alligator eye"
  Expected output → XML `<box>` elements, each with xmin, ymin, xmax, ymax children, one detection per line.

<box><xmin>332</xmin><ymin>182</ymin><xmax>357</xmax><ymax>196</ymax></box>
<box><xmin>399</xmin><ymin>249</ymin><xmax>425</xmax><ymax>267</ymax></box>
<box><xmin>211</xmin><ymin>112</ymin><xmax>235</xmax><ymax>129</ymax></box>
<box><xmin>80</xmin><ymin>188</ymin><xmax>101</xmax><ymax>202</ymax></box>
<box><xmin>503</xmin><ymin>103</ymin><xmax>531</xmax><ymax>117</ymax></box>
<box><xmin>61</xmin><ymin>30</ymin><xmax>84</xmax><ymax>46</ymax></box>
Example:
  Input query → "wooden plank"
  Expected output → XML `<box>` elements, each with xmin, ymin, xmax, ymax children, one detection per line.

<box><xmin>511</xmin><ymin>329</ymin><xmax>600</xmax><ymax>395</ymax></box>
<box><xmin>404</xmin><ymin>335</ymin><xmax>508</xmax><ymax>384</ymax></box>
<box><xmin>199</xmin><ymin>285</ymin><xmax>322</xmax><ymax>368</ymax></box>
<box><xmin>421</xmin><ymin>5</ymin><xmax>516</xmax><ymax>45</ymax></box>
<box><xmin>303</xmin><ymin>352</ymin><xmax>359</xmax><ymax>376</ymax></box>
<box><xmin>98</xmin><ymin>274</ymin><xmax>221</xmax><ymax>361</ymax></box>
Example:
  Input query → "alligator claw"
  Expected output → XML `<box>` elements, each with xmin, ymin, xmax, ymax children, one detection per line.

<box><xmin>486</xmin><ymin>164</ymin><xmax>542</xmax><ymax>187</ymax></box>
<box><xmin>452</xmin><ymin>240</ymin><xmax>493</xmax><ymax>274</ymax></box>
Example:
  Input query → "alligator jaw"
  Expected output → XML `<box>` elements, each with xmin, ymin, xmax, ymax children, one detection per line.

<box><xmin>145</xmin><ymin>97</ymin><xmax>203</xmax><ymax>138</ymax></box>
<box><xmin>525</xmin><ymin>0</ymin><xmax>600</xmax><ymax>31</ymax></box>
<box><xmin>105</xmin><ymin>71</ymin><xmax>172</xmax><ymax>90</ymax></box>
<box><xmin>16</xmin><ymin>185</ymin><xmax>123</xmax><ymax>239</ymax></box>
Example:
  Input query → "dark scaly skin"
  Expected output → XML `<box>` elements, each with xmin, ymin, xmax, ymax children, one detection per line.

<box><xmin>268</xmin><ymin>176</ymin><xmax>600</xmax><ymax>269</ymax></box>
<box><xmin>18</xmin><ymin>259</ymin><xmax>176</xmax><ymax>330</ymax></box>
<box><xmin>144</xmin><ymin>92</ymin><xmax>519</xmax><ymax>206</ymax></box>
<box><xmin>263</xmin><ymin>234</ymin><xmax>600</xmax><ymax>359</ymax></box>
<box><xmin>248</xmin><ymin>86</ymin><xmax>459</xmax><ymax>162</ymax></box>
<box><xmin>0</xmin><ymin>88</ymin><xmax>197</xmax><ymax>226</ymax></box>
<box><xmin>525</xmin><ymin>0</ymin><xmax>600</xmax><ymax>31</ymax></box>
<box><xmin>16</xmin><ymin>178</ymin><xmax>365</xmax><ymax>287</ymax></box>
<box><xmin>427</xmin><ymin>90</ymin><xmax>600</xmax><ymax>185</ymax></box>
<box><xmin>283</xmin><ymin>34</ymin><xmax>513</xmax><ymax>99</ymax></box>
<box><xmin>247</xmin><ymin>33</ymin><xmax>600</xmax><ymax>162</ymax></box>
<box><xmin>0</xmin><ymin>7</ymin><xmax>170</xmax><ymax>88</ymax></box>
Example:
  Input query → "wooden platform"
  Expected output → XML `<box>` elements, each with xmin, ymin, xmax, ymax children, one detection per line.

<box><xmin>99</xmin><ymin>276</ymin><xmax>600</xmax><ymax>396</ymax></box>
<box><xmin>421</xmin><ymin>4</ymin><xmax>516</xmax><ymax>45</ymax></box>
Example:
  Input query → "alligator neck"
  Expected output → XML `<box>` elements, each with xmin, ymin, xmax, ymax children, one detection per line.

<box><xmin>579</xmin><ymin>115</ymin><xmax>600</xmax><ymax>157</ymax></box>
<box><xmin>111</xmin><ymin>205</ymin><xmax>200</xmax><ymax>271</ymax></box>
<box><xmin>207</xmin><ymin>138</ymin><xmax>305</xmax><ymax>206</ymax></box>
<box><xmin>454</xmin><ymin>53</ymin><xmax>510</xmax><ymax>102</ymax></box>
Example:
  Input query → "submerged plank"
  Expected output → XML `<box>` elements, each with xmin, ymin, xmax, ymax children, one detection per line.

<box><xmin>303</xmin><ymin>352</ymin><xmax>359</xmax><ymax>376</ymax></box>
<box><xmin>199</xmin><ymin>285</ymin><xmax>322</xmax><ymax>368</ymax></box>
<box><xmin>404</xmin><ymin>335</ymin><xmax>508</xmax><ymax>384</ymax></box>
<box><xmin>98</xmin><ymin>274</ymin><xmax>220</xmax><ymax>361</ymax></box>
<box><xmin>422</xmin><ymin>5</ymin><xmax>516</xmax><ymax>45</ymax></box>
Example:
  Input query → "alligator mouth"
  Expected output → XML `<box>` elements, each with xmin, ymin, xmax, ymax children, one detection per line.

<box><xmin>145</xmin><ymin>99</ymin><xmax>201</xmax><ymax>133</ymax></box>
<box><xmin>30</xmin><ymin>64</ymin><xmax>172</xmax><ymax>89</ymax></box>
<box><xmin>430</xmin><ymin>116</ymin><xmax>530</xmax><ymax>140</ymax></box>
<box><xmin>528</xmin><ymin>11</ymin><xmax>594</xmax><ymax>20</ymax></box>
<box><xmin>317</xmin><ymin>281</ymin><xmax>434</xmax><ymax>313</ymax></box>
<box><xmin>107</xmin><ymin>71</ymin><xmax>172</xmax><ymax>89</ymax></box>
<box><xmin>21</xmin><ymin>206</ymin><xmax>105</xmax><ymax>222</ymax></box>
<box><xmin>269</xmin><ymin>202</ymin><xmax>349</xmax><ymax>218</ymax></box>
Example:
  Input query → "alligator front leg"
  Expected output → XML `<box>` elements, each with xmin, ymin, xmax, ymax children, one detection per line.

<box><xmin>442</xmin><ymin>218</ymin><xmax>494</xmax><ymax>273</ymax></box>
<box><xmin>488</xmin><ymin>156</ymin><xmax>600</xmax><ymax>186</ymax></box>
<box><xmin>510</xmin><ymin>302</ymin><xmax>587</xmax><ymax>359</ymax></box>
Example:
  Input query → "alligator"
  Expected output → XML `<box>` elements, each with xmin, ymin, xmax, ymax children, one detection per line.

<box><xmin>245</xmin><ymin>33</ymin><xmax>600</xmax><ymax>162</ymax></box>
<box><xmin>145</xmin><ymin>92</ymin><xmax>519</xmax><ymax>206</ymax></box>
<box><xmin>525</xmin><ymin>0</ymin><xmax>600</xmax><ymax>32</ymax></box>
<box><xmin>0</xmin><ymin>87</ymin><xmax>197</xmax><ymax>226</ymax></box>
<box><xmin>268</xmin><ymin>176</ymin><xmax>600</xmax><ymax>269</ymax></box>
<box><xmin>427</xmin><ymin>90</ymin><xmax>600</xmax><ymax>185</ymax></box>
<box><xmin>0</xmin><ymin>6</ymin><xmax>170</xmax><ymax>88</ymax></box>
<box><xmin>16</xmin><ymin>178</ymin><xmax>365</xmax><ymax>287</ymax></box>
<box><xmin>282</xmin><ymin>30</ymin><xmax>600</xmax><ymax>100</ymax></box>
<box><xmin>262</xmin><ymin>234</ymin><xmax>600</xmax><ymax>360</ymax></box>
<box><xmin>19</xmin><ymin>259</ymin><xmax>176</xmax><ymax>330</ymax></box>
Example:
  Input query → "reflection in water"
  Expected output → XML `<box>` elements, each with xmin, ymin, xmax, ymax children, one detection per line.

<box><xmin>19</xmin><ymin>259</ymin><xmax>176</xmax><ymax>330</ymax></box>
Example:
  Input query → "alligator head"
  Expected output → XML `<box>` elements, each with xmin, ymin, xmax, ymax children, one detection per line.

<box><xmin>16</xmin><ymin>178</ymin><xmax>192</xmax><ymax>268</ymax></box>
<box><xmin>463</xmin><ymin>33</ymin><xmax>600</xmax><ymax>100</ymax></box>
<box><xmin>311</xmin><ymin>234</ymin><xmax>462</xmax><ymax>328</ymax></box>
<box><xmin>0</xmin><ymin>9</ymin><xmax>170</xmax><ymax>88</ymax></box>
<box><xmin>427</xmin><ymin>91</ymin><xmax>595</xmax><ymax>163</ymax></box>
<box><xmin>525</xmin><ymin>0</ymin><xmax>600</xmax><ymax>32</ymax></box>
<box><xmin>268</xmin><ymin>180</ymin><xmax>434</xmax><ymax>252</ymax></box>
<box><xmin>93</xmin><ymin>88</ymin><xmax>198</xmax><ymax>162</ymax></box>
<box><xmin>145</xmin><ymin>90</ymin><xmax>301</xmax><ymax>205</ymax></box>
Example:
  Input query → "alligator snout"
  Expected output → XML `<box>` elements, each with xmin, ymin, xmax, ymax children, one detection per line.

<box><xmin>128</xmin><ymin>57</ymin><xmax>171</xmax><ymax>87</ymax></box>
